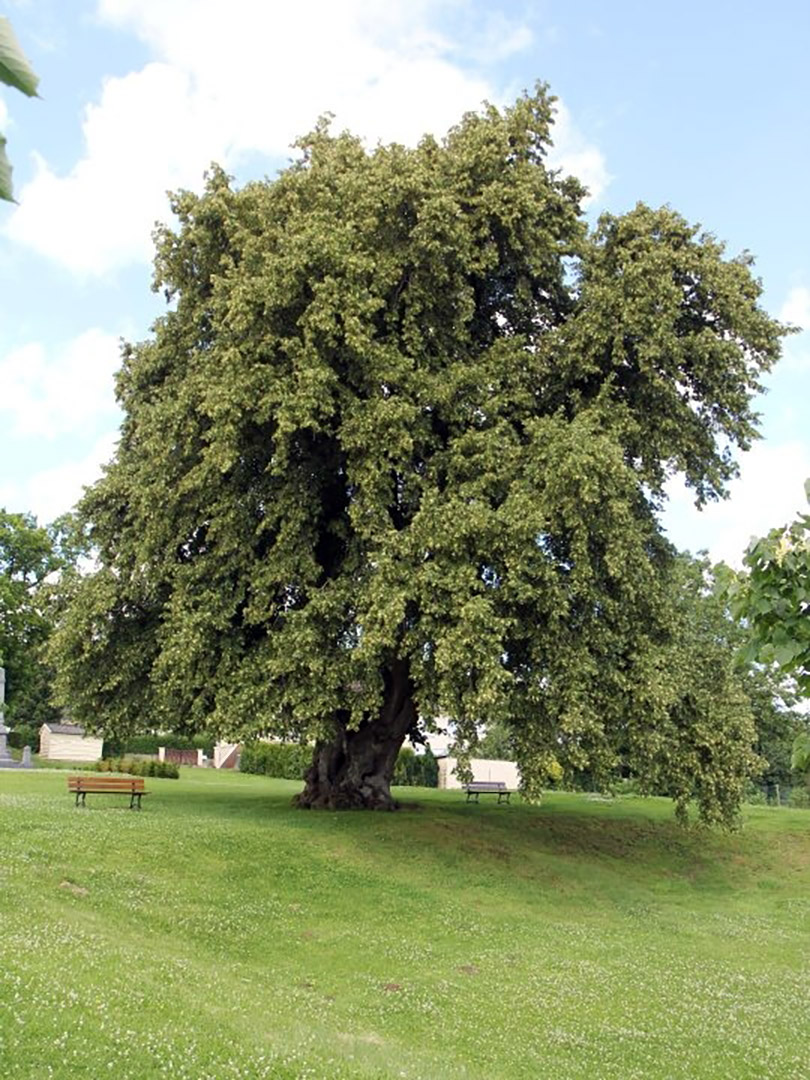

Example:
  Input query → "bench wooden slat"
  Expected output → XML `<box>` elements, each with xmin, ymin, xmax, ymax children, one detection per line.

<box><xmin>463</xmin><ymin>780</ymin><xmax>514</xmax><ymax>804</ymax></box>
<box><xmin>67</xmin><ymin>774</ymin><xmax>148</xmax><ymax>809</ymax></box>
<box><xmin>68</xmin><ymin>776</ymin><xmax>145</xmax><ymax>791</ymax></box>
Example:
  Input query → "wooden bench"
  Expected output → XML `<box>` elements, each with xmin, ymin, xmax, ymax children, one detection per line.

<box><xmin>464</xmin><ymin>781</ymin><xmax>514</xmax><ymax>804</ymax></box>
<box><xmin>68</xmin><ymin>775</ymin><xmax>148</xmax><ymax>810</ymax></box>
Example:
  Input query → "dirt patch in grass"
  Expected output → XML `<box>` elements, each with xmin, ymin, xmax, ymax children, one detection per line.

<box><xmin>59</xmin><ymin>880</ymin><xmax>89</xmax><ymax>897</ymax></box>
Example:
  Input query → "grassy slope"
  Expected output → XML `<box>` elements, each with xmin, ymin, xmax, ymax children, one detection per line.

<box><xmin>0</xmin><ymin>770</ymin><xmax>808</xmax><ymax>1080</ymax></box>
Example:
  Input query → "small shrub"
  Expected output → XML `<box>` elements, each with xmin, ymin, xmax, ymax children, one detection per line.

<box><xmin>239</xmin><ymin>742</ymin><xmax>311</xmax><ymax>779</ymax></box>
<box><xmin>239</xmin><ymin>741</ymin><xmax>438</xmax><ymax>786</ymax></box>
<box><xmin>93</xmin><ymin>757</ymin><xmax>178</xmax><ymax>779</ymax></box>
<box><xmin>787</xmin><ymin>786</ymin><xmax>810</xmax><ymax>809</ymax></box>
<box><xmin>8</xmin><ymin>724</ymin><xmax>37</xmax><ymax>750</ymax></box>
<box><xmin>103</xmin><ymin>732</ymin><xmax>215</xmax><ymax>759</ymax></box>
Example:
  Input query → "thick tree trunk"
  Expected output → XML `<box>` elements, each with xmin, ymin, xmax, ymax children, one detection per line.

<box><xmin>295</xmin><ymin>659</ymin><xmax>416</xmax><ymax>810</ymax></box>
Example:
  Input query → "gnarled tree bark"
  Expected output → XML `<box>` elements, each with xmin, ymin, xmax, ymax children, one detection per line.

<box><xmin>295</xmin><ymin>659</ymin><xmax>416</xmax><ymax>810</ymax></box>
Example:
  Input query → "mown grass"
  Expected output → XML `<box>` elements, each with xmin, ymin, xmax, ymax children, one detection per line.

<box><xmin>1</xmin><ymin>769</ymin><xmax>808</xmax><ymax>1079</ymax></box>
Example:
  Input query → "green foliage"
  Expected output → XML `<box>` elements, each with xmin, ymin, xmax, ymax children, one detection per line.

<box><xmin>791</xmin><ymin>731</ymin><xmax>810</xmax><ymax>775</ymax></box>
<box><xmin>0</xmin><ymin>510</ymin><xmax>63</xmax><ymax>727</ymax></box>
<box><xmin>787</xmin><ymin>785</ymin><xmax>810</xmax><ymax>809</ymax></box>
<box><xmin>239</xmin><ymin>741</ymin><xmax>311</xmax><ymax>779</ymax></box>
<box><xmin>49</xmin><ymin>86</ymin><xmax>787</xmax><ymax>824</ymax></box>
<box><xmin>0</xmin><ymin>17</ymin><xmax>38</xmax><ymax>202</ymax></box>
<box><xmin>102</xmin><ymin>732</ymin><xmax>215</xmax><ymax>758</ymax></box>
<box><xmin>649</xmin><ymin>556</ymin><xmax>809</xmax><ymax>821</ymax></box>
<box><xmin>392</xmin><ymin>746</ymin><xmax>439</xmax><ymax>787</ymax></box>
<box><xmin>7</xmin><ymin>722</ymin><xmax>37</xmax><ymax>749</ymax></box>
<box><xmin>475</xmin><ymin>718</ymin><xmax>516</xmax><ymax>761</ymax></box>
<box><xmin>239</xmin><ymin>741</ymin><xmax>438</xmax><ymax>786</ymax></box>
<box><xmin>95</xmin><ymin>756</ymin><xmax>179</xmax><ymax>779</ymax></box>
<box><xmin>730</xmin><ymin>479</ymin><xmax>810</xmax><ymax>694</ymax></box>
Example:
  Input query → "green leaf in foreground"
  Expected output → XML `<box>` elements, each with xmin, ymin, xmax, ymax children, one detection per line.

<box><xmin>0</xmin><ymin>16</ymin><xmax>39</xmax><ymax>98</ymax></box>
<box><xmin>0</xmin><ymin>134</ymin><xmax>13</xmax><ymax>203</ymax></box>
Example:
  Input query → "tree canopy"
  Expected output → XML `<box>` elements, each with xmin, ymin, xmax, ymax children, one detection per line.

<box><xmin>49</xmin><ymin>86</ymin><xmax>787</xmax><ymax>819</ymax></box>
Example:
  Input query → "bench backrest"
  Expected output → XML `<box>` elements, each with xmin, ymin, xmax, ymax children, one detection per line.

<box><xmin>465</xmin><ymin>781</ymin><xmax>506</xmax><ymax>791</ymax></box>
<box><xmin>68</xmin><ymin>775</ymin><xmax>145</xmax><ymax>792</ymax></box>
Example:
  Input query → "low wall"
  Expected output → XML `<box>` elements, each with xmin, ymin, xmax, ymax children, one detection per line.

<box><xmin>158</xmin><ymin>747</ymin><xmax>203</xmax><ymax>767</ymax></box>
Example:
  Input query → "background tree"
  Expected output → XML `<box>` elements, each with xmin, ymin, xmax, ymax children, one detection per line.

<box><xmin>730</xmin><ymin>479</ymin><xmax>810</xmax><ymax>695</ymax></box>
<box><xmin>792</xmin><ymin>731</ymin><xmax>810</xmax><ymax>778</ymax></box>
<box><xmin>49</xmin><ymin>87</ymin><xmax>787</xmax><ymax>819</ymax></box>
<box><xmin>475</xmin><ymin>718</ymin><xmax>517</xmax><ymax>762</ymax></box>
<box><xmin>0</xmin><ymin>510</ymin><xmax>61</xmax><ymax>727</ymax></box>
<box><xmin>549</xmin><ymin>554</ymin><xmax>803</xmax><ymax>804</ymax></box>
<box><xmin>638</xmin><ymin>555</ymin><xmax>804</xmax><ymax>814</ymax></box>
<box><xmin>0</xmin><ymin>17</ymin><xmax>39</xmax><ymax>202</ymax></box>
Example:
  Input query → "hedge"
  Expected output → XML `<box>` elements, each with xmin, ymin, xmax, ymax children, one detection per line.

<box><xmin>95</xmin><ymin>757</ymin><xmax>180</xmax><ymax>779</ymax></box>
<box><xmin>239</xmin><ymin>742</ymin><xmax>311</xmax><ymax>779</ymax></box>
<box><xmin>102</xmin><ymin>733</ymin><xmax>215</xmax><ymax>758</ymax></box>
<box><xmin>239</xmin><ymin>741</ymin><xmax>438</xmax><ymax>787</ymax></box>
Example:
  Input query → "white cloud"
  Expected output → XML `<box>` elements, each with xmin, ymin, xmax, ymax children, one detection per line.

<box><xmin>0</xmin><ymin>431</ymin><xmax>118</xmax><ymax>524</ymax></box>
<box><xmin>664</xmin><ymin>441</ymin><xmax>810</xmax><ymax>567</ymax></box>
<box><xmin>780</xmin><ymin>285</ymin><xmax>810</xmax><ymax>330</ymax></box>
<box><xmin>6</xmin><ymin>64</ymin><xmax>211</xmax><ymax>272</ymax></box>
<box><xmin>6</xmin><ymin>0</ymin><xmax>607</xmax><ymax>273</ymax></box>
<box><xmin>777</xmin><ymin>285</ymin><xmax>810</xmax><ymax>372</ymax></box>
<box><xmin>0</xmin><ymin>328</ymin><xmax>122</xmax><ymax>437</ymax></box>
<box><xmin>548</xmin><ymin>100</ymin><xmax>610</xmax><ymax>204</ymax></box>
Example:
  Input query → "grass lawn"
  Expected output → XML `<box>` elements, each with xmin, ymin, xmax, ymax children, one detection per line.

<box><xmin>1</xmin><ymin>770</ymin><xmax>808</xmax><ymax>1079</ymax></box>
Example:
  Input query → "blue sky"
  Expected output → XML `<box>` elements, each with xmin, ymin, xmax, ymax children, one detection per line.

<box><xmin>0</xmin><ymin>0</ymin><xmax>808</xmax><ymax>565</ymax></box>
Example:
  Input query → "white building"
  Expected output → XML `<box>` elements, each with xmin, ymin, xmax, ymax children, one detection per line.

<box><xmin>437</xmin><ymin>756</ymin><xmax>520</xmax><ymax>791</ymax></box>
<box><xmin>39</xmin><ymin>722</ymin><xmax>104</xmax><ymax>763</ymax></box>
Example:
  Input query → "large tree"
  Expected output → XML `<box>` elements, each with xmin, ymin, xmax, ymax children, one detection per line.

<box><xmin>50</xmin><ymin>87</ymin><xmax>786</xmax><ymax>817</ymax></box>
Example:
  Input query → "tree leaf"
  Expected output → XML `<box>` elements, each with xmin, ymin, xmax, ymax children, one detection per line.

<box><xmin>0</xmin><ymin>17</ymin><xmax>39</xmax><ymax>98</ymax></box>
<box><xmin>0</xmin><ymin>134</ymin><xmax>13</xmax><ymax>203</ymax></box>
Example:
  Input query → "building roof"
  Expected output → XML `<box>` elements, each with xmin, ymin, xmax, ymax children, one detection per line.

<box><xmin>43</xmin><ymin>723</ymin><xmax>87</xmax><ymax>736</ymax></box>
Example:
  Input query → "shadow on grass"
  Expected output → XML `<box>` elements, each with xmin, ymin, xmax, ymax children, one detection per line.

<box><xmin>149</xmin><ymin>777</ymin><xmax>799</xmax><ymax>901</ymax></box>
